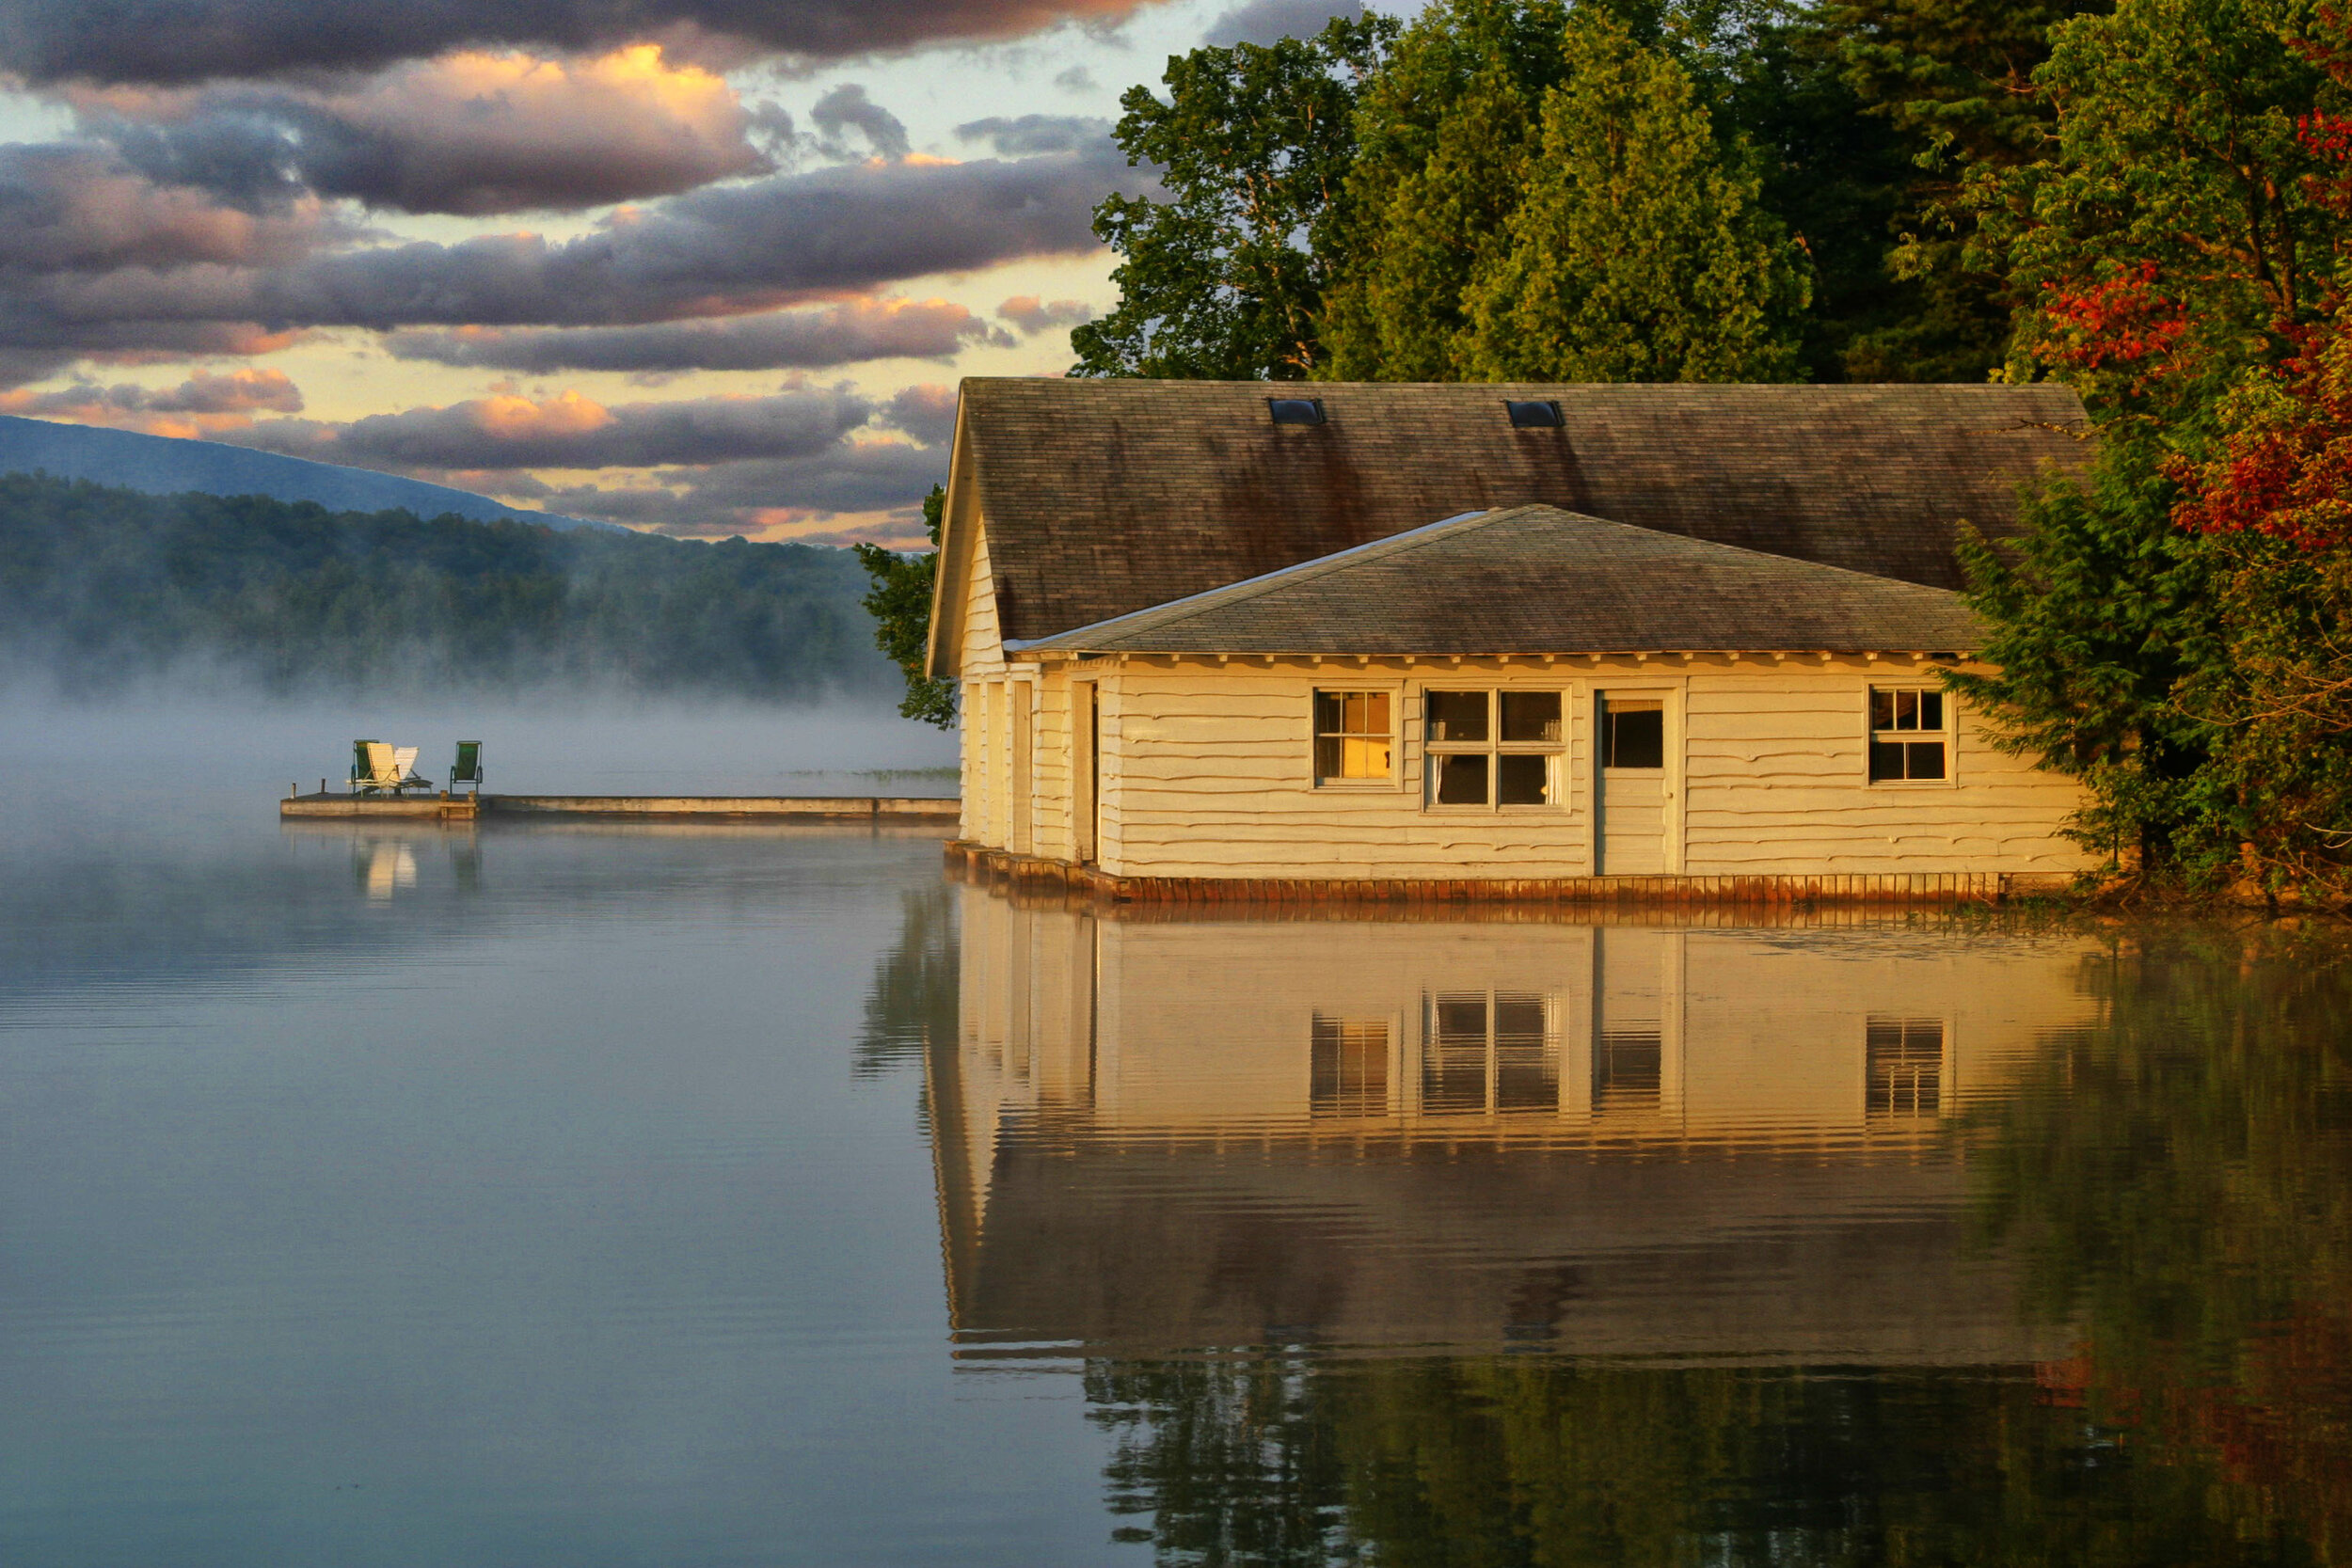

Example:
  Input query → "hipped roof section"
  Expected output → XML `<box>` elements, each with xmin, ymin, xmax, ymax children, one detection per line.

<box><xmin>946</xmin><ymin>377</ymin><xmax>2088</xmax><ymax>658</ymax></box>
<box><xmin>1009</xmin><ymin>505</ymin><xmax>1985</xmax><ymax>657</ymax></box>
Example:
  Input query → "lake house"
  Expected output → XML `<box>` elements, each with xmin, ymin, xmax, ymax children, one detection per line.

<box><xmin>928</xmin><ymin>378</ymin><xmax>2099</xmax><ymax>900</ymax></box>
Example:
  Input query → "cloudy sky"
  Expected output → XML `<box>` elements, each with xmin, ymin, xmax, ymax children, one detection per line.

<box><xmin>0</xmin><ymin>0</ymin><xmax>1384</xmax><ymax>545</ymax></box>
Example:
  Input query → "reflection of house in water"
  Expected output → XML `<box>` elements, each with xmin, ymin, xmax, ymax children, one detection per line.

<box><xmin>934</xmin><ymin>885</ymin><xmax>2104</xmax><ymax>1364</ymax></box>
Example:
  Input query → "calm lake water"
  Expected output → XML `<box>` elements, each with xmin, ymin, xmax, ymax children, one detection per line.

<box><xmin>5</xmin><ymin>705</ymin><xmax>2350</xmax><ymax>1565</ymax></box>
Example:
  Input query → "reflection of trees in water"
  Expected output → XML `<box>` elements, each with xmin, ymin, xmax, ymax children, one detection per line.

<box><xmin>854</xmin><ymin>884</ymin><xmax>956</xmax><ymax>1081</ymax></box>
<box><xmin>1085</xmin><ymin>1353</ymin><xmax>2296</xmax><ymax>1567</ymax></box>
<box><xmin>1077</xmin><ymin>925</ymin><xmax>2352</xmax><ymax>1567</ymax></box>
<box><xmin>1969</xmin><ymin>925</ymin><xmax>2352</xmax><ymax>1559</ymax></box>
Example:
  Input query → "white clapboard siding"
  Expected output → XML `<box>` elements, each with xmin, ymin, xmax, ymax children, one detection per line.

<box><xmin>1677</xmin><ymin>669</ymin><xmax>2086</xmax><ymax>876</ymax></box>
<box><xmin>959</xmin><ymin>524</ymin><xmax>1008</xmax><ymax>845</ymax></box>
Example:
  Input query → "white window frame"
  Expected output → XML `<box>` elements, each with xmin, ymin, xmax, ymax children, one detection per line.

<box><xmin>1864</xmin><ymin>683</ymin><xmax>1959</xmax><ymax>787</ymax></box>
<box><xmin>1420</xmin><ymin>687</ymin><xmax>1570</xmax><ymax>813</ymax></box>
<box><xmin>1309</xmin><ymin>681</ymin><xmax>1406</xmax><ymax>791</ymax></box>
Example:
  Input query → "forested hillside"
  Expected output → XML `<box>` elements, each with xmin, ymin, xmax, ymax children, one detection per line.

<box><xmin>0</xmin><ymin>415</ymin><xmax>610</xmax><ymax>534</ymax></box>
<box><xmin>1036</xmin><ymin>0</ymin><xmax>2352</xmax><ymax>899</ymax></box>
<box><xmin>0</xmin><ymin>473</ymin><xmax>891</xmax><ymax>700</ymax></box>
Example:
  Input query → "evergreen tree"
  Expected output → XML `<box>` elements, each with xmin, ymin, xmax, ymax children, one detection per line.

<box><xmin>1315</xmin><ymin>0</ymin><xmax>1572</xmax><ymax>380</ymax></box>
<box><xmin>1069</xmin><ymin>15</ymin><xmax>1394</xmax><ymax>380</ymax></box>
<box><xmin>851</xmin><ymin>485</ymin><xmax>957</xmax><ymax>728</ymax></box>
<box><xmin>1456</xmin><ymin>11</ymin><xmax>1812</xmax><ymax>381</ymax></box>
<box><xmin>1824</xmin><ymin>0</ymin><xmax>2115</xmax><ymax>381</ymax></box>
<box><xmin>1947</xmin><ymin>439</ymin><xmax>2226</xmax><ymax>876</ymax></box>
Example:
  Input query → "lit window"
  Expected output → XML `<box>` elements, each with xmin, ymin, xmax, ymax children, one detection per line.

<box><xmin>1868</xmin><ymin>687</ymin><xmax>1948</xmax><ymax>782</ymax></box>
<box><xmin>1313</xmin><ymin>690</ymin><xmax>1393</xmax><ymax>784</ymax></box>
<box><xmin>1311</xmin><ymin>1017</ymin><xmax>1390</xmax><ymax>1118</ymax></box>
<box><xmin>1867</xmin><ymin>1019</ymin><xmax>1944</xmax><ymax>1119</ymax></box>
<box><xmin>1424</xmin><ymin>690</ymin><xmax>1564</xmax><ymax>807</ymax></box>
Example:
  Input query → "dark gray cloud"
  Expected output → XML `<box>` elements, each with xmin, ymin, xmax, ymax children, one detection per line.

<box><xmin>79</xmin><ymin>50</ymin><xmax>770</xmax><ymax>216</ymax></box>
<box><xmin>0</xmin><ymin>366</ymin><xmax>303</xmax><ymax>417</ymax></box>
<box><xmin>882</xmin><ymin>383</ymin><xmax>956</xmax><ymax>446</ymax></box>
<box><xmin>0</xmin><ymin>141</ymin><xmax>353</xmax><ymax>272</ymax></box>
<box><xmin>995</xmin><ymin>293</ymin><xmax>1093</xmax><ymax>333</ymax></box>
<box><xmin>221</xmin><ymin>383</ymin><xmax>875</xmax><ymax>470</ymax></box>
<box><xmin>1200</xmin><ymin>0</ymin><xmax>1361</xmax><ymax>46</ymax></box>
<box><xmin>808</xmin><ymin>84</ymin><xmax>909</xmax><ymax>162</ymax></box>
<box><xmin>541</xmin><ymin>438</ymin><xmax>946</xmax><ymax>535</ymax></box>
<box><xmin>0</xmin><ymin>0</ymin><xmax>1162</xmax><ymax>87</ymax></box>
<box><xmin>8</xmin><ymin>147</ymin><xmax>1138</xmax><ymax>352</ymax></box>
<box><xmin>953</xmin><ymin>114</ymin><xmax>1110</xmax><ymax>157</ymax></box>
<box><xmin>1052</xmin><ymin>65</ymin><xmax>1097</xmax><ymax>91</ymax></box>
<box><xmin>383</xmin><ymin>299</ymin><xmax>1002</xmax><ymax>372</ymax></box>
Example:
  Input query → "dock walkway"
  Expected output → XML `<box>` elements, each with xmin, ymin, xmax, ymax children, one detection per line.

<box><xmin>282</xmin><ymin>793</ymin><xmax>959</xmax><ymax>825</ymax></box>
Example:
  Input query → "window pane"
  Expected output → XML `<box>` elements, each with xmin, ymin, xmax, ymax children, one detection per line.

<box><xmin>1315</xmin><ymin>735</ymin><xmax>1341</xmax><ymax>780</ymax></box>
<box><xmin>1868</xmin><ymin>740</ymin><xmax>1906</xmax><ymax>782</ymax></box>
<box><xmin>1340</xmin><ymin>736</ymin><xmax>1391</xmax><ymax>779</ymax></box>
<box><xmin>1500</xmin><ymin>691</ymin><xmax>1562</xmax><ymax>743</ymax></box>
<box><xmin>1426</xmin><ymin>690</ymin><xmax>1488</xmax><ymax>742</ymax></box>
<box><xmin>1919</xmin><ymin>690</ymin><xmax>1945</xmax><ymax>730</ymax></box>
<box><xmin>1894</xmin><ymin>689</ymin><xmax>1918</xmax><ymax>729</ymax></box>
<box><xmin>1314</xmin><ymin>690</ymin><xmax>1342</xmax><ymax>735</ymax></box>
<box><xmin>1603</xmin><ymin>707</ymin><xmax>1663</xmax><ymax>769</ymax></box>
<box><xmin>1356</xmin><ymin>690</ymin><xmax>1391</xmax><ymax>736</ymax></box>
<box><xmin>1497</xmin><ymin>753</ymin><xmax>1549</xmax><ymax>805</ymax></box>
<box><xmin>1905</xmin><ymin>740</ymin><xmax>1947</xmax><ymax>780</ymax></box>
<box><xmin>1869</xmin><ymin>688</ymin><xmax>1895</xmax><ymax>730</ymax></box>
<box><xmin>1434</xmin><ymin>752</ymin><xmax>1489</xmax><ymax>804</ymax></box>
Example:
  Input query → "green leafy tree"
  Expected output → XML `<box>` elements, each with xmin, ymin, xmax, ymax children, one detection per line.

<box><xmin>1456</xmin><ymin>10</ymin><xmax>1812</xmax><ymax>381</ymax></box>
<box><xmin>1978</xmin><ymin>0</ymin><xmax>2335</xmax><ymax>420</ymax></box>
<box><xmin>851</xmin><ymin>484</ymin><xmax>957</xmax><ymax>728</ymax></box>
<box><xmin>1070</xmin><ymin>15</ymin><xmax>1395</xmax><ymax>381</ymax></box>
<box><xmin>1315</xmin><ymin>0</ymin><xmax>1572</xmax><ymax>380</ymax></box>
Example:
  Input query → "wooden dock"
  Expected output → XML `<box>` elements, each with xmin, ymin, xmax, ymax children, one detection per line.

<box><xmin>281</xmin><ymin>793</ymin><xmax>959</xmax><ymax>825</ymax></box>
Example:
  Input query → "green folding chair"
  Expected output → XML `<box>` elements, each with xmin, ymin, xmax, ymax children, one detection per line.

<box><xmin>448</xmin><ymin>741</ymin><xmax>485</xmax><ymax>800</ymax></box>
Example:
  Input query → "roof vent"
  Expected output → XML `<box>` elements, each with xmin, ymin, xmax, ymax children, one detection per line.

<box><xmin>1267</xmin><ymin>397</ymin><xmax>1326</xmax><ymax>426</ymax></box>
<box><xmin>1506</xmin><ymin>399</ymin><xmax>1564</xmax><ymax>429</ymax></box>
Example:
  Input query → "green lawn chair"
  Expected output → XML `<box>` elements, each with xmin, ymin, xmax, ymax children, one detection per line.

<box><xmin>350</xmin><ymin>739</ymin><xmax>401</xmax><ymax>796</ymax></box>
<box><xmin>449</xmin><ymin>741</ymin><xmax>485</xmax><ymax>800</ymax></box>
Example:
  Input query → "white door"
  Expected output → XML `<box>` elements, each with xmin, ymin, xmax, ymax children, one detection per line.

<box><xmin>1597</xmin><ymin>695</ymin><xmax>1667</xmax><ymax>875</ymax></box>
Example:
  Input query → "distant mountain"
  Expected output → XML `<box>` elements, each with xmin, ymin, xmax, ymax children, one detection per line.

<box><xmin>0</xmin><ymin>415</ymin><xmax>617</xmax><ymax>532</ymax></box>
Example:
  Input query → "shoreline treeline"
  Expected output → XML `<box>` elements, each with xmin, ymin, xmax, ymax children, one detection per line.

<box><xmin>1053</xmin><ymin>0</ymin><xmax>2352</xmax><ymax>902</ymax></box>
<box><xmin>0</xmin><ymin>471</ymin><xmax>893</xmax><ymax>701</ymax></box>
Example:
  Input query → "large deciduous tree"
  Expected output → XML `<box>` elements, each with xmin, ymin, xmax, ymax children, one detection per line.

<box><xmin>1070</xmin><ymin>15</ymin><xmax>1394</xmax><ymax>381</ymax></box>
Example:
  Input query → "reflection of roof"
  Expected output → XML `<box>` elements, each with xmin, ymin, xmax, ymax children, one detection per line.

<box><xmin>1011</xmin><ymin>505</ymin><xmax>1984</xmax><ymax>657</ymax></box>
<box><xmin>950</xmin><ymin>377</ymin><xmax>2090</xmax><ymax>647</ymax></box>
<box><xmin>947</xmin><ymin>1131</ymin><xmax>2062</xmax><ymax>1364</ymax></box>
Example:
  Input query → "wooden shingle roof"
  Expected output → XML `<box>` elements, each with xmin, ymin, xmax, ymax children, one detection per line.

<box><xmin>937</xmin><ymin>377</ymin><xmax>2087</xmax><ymax>663</ymax></box>
<box><xmin>1009</xmin><ymin>505</ymin><xmax>1984</xmax><ymax>657</ymax></box>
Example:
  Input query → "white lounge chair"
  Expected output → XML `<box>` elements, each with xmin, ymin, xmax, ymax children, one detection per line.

<box><xmin>351</xmin><ymin>739</ymin><xmax>401</xmax><ymax>795</ymax></box>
